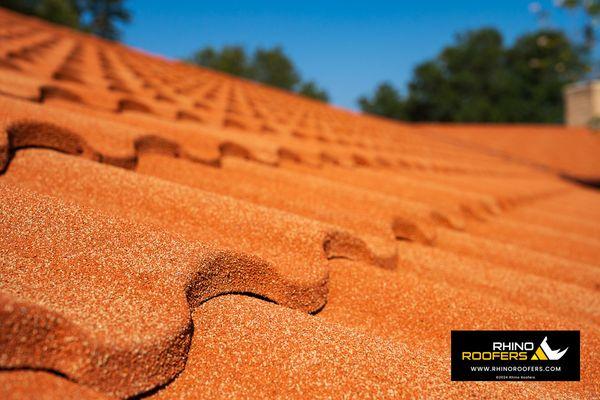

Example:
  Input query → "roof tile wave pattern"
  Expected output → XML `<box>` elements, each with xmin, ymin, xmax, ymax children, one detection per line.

<box><xmin>0</xmin><ymin>8</ymin><xmax>599</xmax><ymax>399</ymax></box>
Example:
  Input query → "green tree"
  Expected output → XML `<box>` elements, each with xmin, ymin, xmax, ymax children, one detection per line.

<box><xmin>250</xmin><ymin>46</ymin><xmax>300</xmax><ymax>90</ymax></box>
<box><xmin>0</xmin><ymin>0</ymin><xmax>130</xmax><ymax>40</ymax></box>
<box><xmin>0</xmin><ymin>0</ymin><xmax>37</xmax><ymax>15</ymax></box>
<box><xmin>357</xmin><ymin>82</ymin><xmax>406</xmax><ymax>120</ymax></box>
<box><xmin>504</xmin><ymin>30</ymin><xmax>586</xmax><ymax>122</ymax></box>
<box><xmin>77</xmin><ymin>0</ymin><xmax>131</xmax><ymax>40</ymax></box>
<box><xmin>359</xmin><ymin>28</ymin><xmax>586</xmax><ymax>123</ymax></box>
<box><xmin>188</xmin><ymin>46</ymin><xmax>252</xmax><ymax>77</ymax></box>
<box><xmin>35</xmin><ymin>0</ymin><xmax>79</xmax><ymax>27</ymax></box>
<box><xmin>187</xmin><ymin>45</ymin><xmax>329</xmax><ymax>102</ymax></box>
<box><xmin>297</xmin><ymin>80</ymin><xmax>329</xmax><ymax>102</ymax></box>
<box><xmin>1</xmin><ymin>0</ymin><xmax>79</xmax><ymax>27</ymax></box>
<box><xmin>407</xmin><ymin>28</ymin><xmax>509</xmax><ymax>122</ymax></box>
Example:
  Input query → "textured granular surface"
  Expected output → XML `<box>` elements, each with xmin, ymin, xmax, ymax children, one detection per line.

<box><xmin>0</xmin><ymin>7</ymin><xmax>599</xmax><ymax>399</ymax></box>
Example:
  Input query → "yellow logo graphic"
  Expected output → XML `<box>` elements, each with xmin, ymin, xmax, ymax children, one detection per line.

<box><xmin>531</xmin><ymin>337</ymin><xmax>568</xmax><ymax>361</ymax></box>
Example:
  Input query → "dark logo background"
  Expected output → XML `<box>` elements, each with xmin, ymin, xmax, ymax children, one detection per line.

<box><xmin>451</xmin><ymin>330</ymin><xmax>580</xmax><ymax>381</ymax></box>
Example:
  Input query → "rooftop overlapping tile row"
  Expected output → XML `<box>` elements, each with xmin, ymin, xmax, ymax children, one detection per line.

<box><xmin>419</xmin><ymin>124</ymin><xmax>600</xmax><ymax>182</ymax></box>
<box><xmin>0</xmin><ymin>8</ymin><xmax>598</xmax><ymax>399</ymax></box>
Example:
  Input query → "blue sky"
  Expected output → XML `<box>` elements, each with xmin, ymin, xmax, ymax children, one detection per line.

<box><xmin>123</xmin><ymin>1</ymin><xmax>587</xmax><ymax>109</ymax></box>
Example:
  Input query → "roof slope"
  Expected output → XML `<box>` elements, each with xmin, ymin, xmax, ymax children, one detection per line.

<box><xmin>419</xmin><ymin>123</ymin><xmax>600</xmax><ymax>182</ymax></box>
<box><xmin>0</xmin><ymin>8</ymin><xmax>598</xmax><ymax>399</ymax></box>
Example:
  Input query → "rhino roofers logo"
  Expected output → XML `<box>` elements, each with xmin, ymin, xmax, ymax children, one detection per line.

<box><xmin>451</xmin><ymin>330</ymin><xmax>579</xmax><ymax>381</ymax></box>
<box><xmin>531</xmin><ymin>337</ymin><xmax>568</xmax><ymax>361</ymax></box>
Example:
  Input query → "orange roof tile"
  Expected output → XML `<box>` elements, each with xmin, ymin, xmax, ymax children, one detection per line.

<box><xmin>0</xmin><ymin>7</ymin><xmax>599</xmax><ymax>399</ymax></box>
<box><xmin>419</xmin><ymin>124</ymin><xmax>600</xmax><ymax>182</ymax></box>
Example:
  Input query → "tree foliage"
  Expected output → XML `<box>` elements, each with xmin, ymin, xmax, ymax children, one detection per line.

<box><xmin>357</xmin><ymin>82</ymin><xmax>405</xmax><ymax>120</ymax></box>
<box><xmin>187</xmin><ymin>45</ymin><xmax>329</xmax><ymax>102</ymax></box>
<box><xmin>77</xmin><ymin>0</ymin><xmax>131</xmax><ymax>40</ymax></box>
<box><xmin>250</xmin><ymin>46</ymin><xmax>300</xmax><ymax>90</ymax></box>
<box><xmin>297</xmin><ymin>81</ymin><xmax>329</xmax><ymax>102</ymax></box>
<box><xmin>35</xmin><ymin>0</ymin><xmax>79</xmax><ymax>27</ymax></box>
<box><xmin>189</xmin><ymin>46</ymin><xmax>251</xmax><ymax>78</ymax></box>
<box><xmin>359</xmin><ymin>28</ymin><xmax>586</xmax><ymax>123</ymax></box>
<box><xmin>0</xmin><ymin>0</ymin><xmax>130</xmax><ymax>40</ymax></box>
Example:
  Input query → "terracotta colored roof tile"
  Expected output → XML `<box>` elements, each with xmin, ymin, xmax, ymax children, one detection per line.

<box><xmin>136</xmin><ymin>154</ymin><xmax>442</xmax><ymax>242</ymax></box>
<box><xmin>319</xmin><ymin>260</ymin><xmax>598</xmax><ymax>398</ymax></box>
<box><xmin>436</xmin><ymin>228</ymin><xmax>599</xmax><ymax>291</ymax></box>
<box><xmin>2</xmin><ymin>149</ymin><xmax>341</xmax><ymax>297</ymax></box>
<box><xmin>0</xmin><ymin>67</ymin><xmax>43</xmax><ymax>99</ymax></box>
<box><xmin>394</xmin><ymin>241</ymin><xmax>599</xmax><ymax>322</ymax></box>
<box><xmin>468</xmin><ymin>217</ymin><xmax>600</xmax><ymax>265</ymax></box>
<box><xmin>0</xmin><ymin>371</ymin><xmax>111</xmax><ymax>400</ymax></box>
<box><xmin>0</xmin><ymin>8</ymin><xmax>599</xmax><ymax>399</ymax></box>
<box><xmin>421</xmin><ymin>124</ymin><xmax>600</xmax><ymax>181</ymax></box>
<box><xmin>152</xmin><ymin>295</ymin><xmax>488</xmax><ymax>399</ymax></box>
<box><xmin>503</xmin><ymin>206</ymin><xmax>600</xmax><ymax>238</ymax></box>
